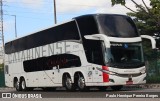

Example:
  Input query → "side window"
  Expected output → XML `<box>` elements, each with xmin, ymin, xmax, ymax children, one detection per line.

<box><xmin>5</xmin><ymin>43</ymin><xmax>10</xmax><ymax>54</ymax></box>
<box><xmin>76</xmin><ymin>16</ymin><xmax>99</xmax><ymax>38</ymax></box>
<box><xmin>84</xmin><ymin>40</ymin><xmax>105</xmax><ymax>65</ymax></box>
<box><xmin>45</xmin><ymin>54</ymin><xmax>81</xmax><ymax>70</ymax></box>
<box><xmin>5</xmin><ymin>21</ymin><xmax>80</xmax><ymax>54</ymax></box>
<box><xmin>47</xmin><ymin>21</ymin><xmax>80</xmax><ymax>44</ymax></box>
<box><xmin>23</xmin><ymin>54</ymin><xmax>81</xmax><ymax>72</ymax></box>
<box><xmin>4</xmin><ymin>65</ymin><xmax>9</xmax><ymax>74</ymax></box>
<box><xmin>60</xmin><ymin>54</ymin><xmax>81</xmax><ymax>68</ymax></box>
<box><xmin>76</xmin><ymin>16</ymin><xmax>104</xmax><ymax>65</ymax></box>
<box><xmin>61</xmin><ymin>21</ymin><xmax>80</xmax><ymax>40</ymax></box>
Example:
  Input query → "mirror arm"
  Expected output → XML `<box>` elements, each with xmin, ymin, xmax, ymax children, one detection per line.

<box><xmin>56</xmin><ymin>65</ymin><xmax>60</xmax><ymax>72</ymax></box>
<box><xmin>84</xmin><ymin>34</ymin><xmax>110</xmax><ymax>48</ymax></box>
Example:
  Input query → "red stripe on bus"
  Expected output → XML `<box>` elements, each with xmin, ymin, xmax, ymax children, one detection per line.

<box><xmin>102</xmin><ymin>66</ymin><xmax>109</xmax><ymax>82</ymax></box>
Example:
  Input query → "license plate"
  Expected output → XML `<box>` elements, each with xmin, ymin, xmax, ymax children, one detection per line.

<box><xmin>126</xmin><ymin>81</ymin><xmax>133</xmax><ymax>85</ymax></box>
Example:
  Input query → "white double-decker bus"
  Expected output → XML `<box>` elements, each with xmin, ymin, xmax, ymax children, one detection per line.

<box><xmin>4</xmin><ymin>14</ymin><xmax>156</xmax><ymax>91</ymax></box>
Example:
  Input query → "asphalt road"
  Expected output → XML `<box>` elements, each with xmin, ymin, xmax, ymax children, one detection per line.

<box><xmin>0</xmin><ymin>87</ymin><xmax>160</xmax><ymax>98</ymax></box>
<box><xmin>0</xmin><ymin>87</ymin><xmax>160</xmax><ymax>101</ymax></box>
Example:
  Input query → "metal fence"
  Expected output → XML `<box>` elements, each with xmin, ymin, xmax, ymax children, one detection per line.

<box><xmin>0</xmin><ymin>70</ymin><xmax>5</xmax><ymax>87</ymax></box>
<box><xmin>145</xmin><ymin>50</ymin><xmax>160</xmax><ymax>83</ymax></box>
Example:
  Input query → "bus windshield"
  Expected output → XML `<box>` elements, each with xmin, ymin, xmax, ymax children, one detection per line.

<box><xmin>97</xmin><ymin>15</ymin><xmax>139</xmax><ymax>37</ymax></box>
<box><xmin>103</xmin><ymin>42</ymin><xmax>144</xmax><ymax>68</ymax></box>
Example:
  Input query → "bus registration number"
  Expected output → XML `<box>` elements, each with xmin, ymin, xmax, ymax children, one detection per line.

<box><xmin>126</xmin><ymin>81</ymin><xmax>133</xmax><ymax>85</ymax></box>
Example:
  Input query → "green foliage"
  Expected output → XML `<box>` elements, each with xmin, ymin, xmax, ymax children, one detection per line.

<box><xmin>147</xmin><ymin>75</ymin><xmax>160</xmax><ymax>83</ymax></box>
<box><xmin>111</xmin><ymin>0</ymin><xmax>160</xmax><ymax>35</ymax></box>
<box><xmin>0</xmin><ymin>63</ymin><xmax>4</xmax><ymax>71</ymax></box>
<box><xmin>127</xmin><ymin>0</ymin><xmax>160</xmax><ymax>35</ymax></box>
<box><xmin>0</xmin><ymin>70</ymin><xmax>5</xmax><ymax>87</ymax></box>
<box><xmin>0</xmin><ymin>63</ymin><xmax>5</xmax><ymax>87</ymax></box>
<box><xmin>110</xmin><ymin>0</ymin><xmax>160</xmax><ymax>83</ymax></box>
<box><xmin>111</xmin><ymin>0</ymin><xmax>125</xmax><ymax>6</ymax></box>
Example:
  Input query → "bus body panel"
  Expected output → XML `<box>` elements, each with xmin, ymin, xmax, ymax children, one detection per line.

<box><xmin>5</xmin><ymin>41</ymin><xmax>88</xmax><ymax>88</ymax></box>
<box><xmin>4</xmin><ymin>14</ymin><xmax>149</xmax><ymax>90</ymax></box>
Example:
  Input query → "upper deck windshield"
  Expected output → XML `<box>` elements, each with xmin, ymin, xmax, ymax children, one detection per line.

<box><xmin>103</xmin><ymin>42</ymin><xmax>144</xmax><ymax>68</ymax></box>
<box><xmin>97</xmin><ymin>15</ymin><xmax>139</xmax><ymax>37</ymax></box>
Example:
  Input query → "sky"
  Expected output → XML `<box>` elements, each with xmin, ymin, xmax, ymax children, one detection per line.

<box><xmin>2</xmin><ymin>0</ymin><xmax>150</xmax><ymax>43</ymax></box>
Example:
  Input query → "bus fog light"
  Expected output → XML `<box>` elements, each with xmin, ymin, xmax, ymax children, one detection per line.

<box><xmin>143</xmin><ymin>77</ymin><xmax>146</xmax><ymax>81</ymax></box>
<box><xmin>97</xmin><ymin>67</ymin><xmax>116</xmax><ymax>75</ymax></box>
<box><xmin>109</xmin><ymin>79</ymin><xmax>115</xmax><ymax>83</ymax></box>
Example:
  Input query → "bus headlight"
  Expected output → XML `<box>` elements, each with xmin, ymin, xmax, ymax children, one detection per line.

<box><xmin>96</xmin><ymin>67</ymin><xmax>116</xmax><ymax>75</ymax></box>
<box><xmin>109</xmin><ymin>71</ymin><xmax>116</xmax><ymax>75</ymax></box>
<box><xmin>105</xmin><ymin>71</ymin><xmax>116</xmax><ymax>75</ymax></box>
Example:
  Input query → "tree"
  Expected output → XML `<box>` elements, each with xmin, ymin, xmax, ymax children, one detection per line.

<box><xmin>0</xmin><ymin>63</ymin><xmax>4</xmax><ymax>71</ymax></box>
<box><xmin>111</xmin><ymin>0</ymin><xmax>160</xmax><ymax>77</ymax></box>
<box><xmin>111</xmin><ymin>0</ymin><xmax>160</xmax><ymax>35</ymax></box>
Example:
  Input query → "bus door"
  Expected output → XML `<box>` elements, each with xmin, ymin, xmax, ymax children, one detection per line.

<box><xmin>4</xmin><ymin>65</ymin><xmax>11</xmax><ymax>87</ymax></box>
<box><xmin>38</xmin><ymin>66</ymin><xmax>61</xmax><ymax>87</ymax></box>
<box><xmin>91</xmin><ymin>63</ymin><xmax>104</xmax><ymax>83</ymax></box>
<box><xmin>50</xmin><ymin>65</ymin><xmax>61</xmax><ymax>84</ymax></box>
<box><xmin>85</xmin><ymin>43</ymin><xmax>104</xmax><ymax>83</ymax></box>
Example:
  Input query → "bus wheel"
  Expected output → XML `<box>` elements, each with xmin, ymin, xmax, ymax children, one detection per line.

<box><xmin>20</xmin><ymin>79</ymin><xmax>27</xmax><ymax>91</ymax></box>
<box><xmin>111</xmin><ymin>85</ymin><xmax>123</xmax><ymax>91</ymax></box>
<box><xmin>98</xmin><ymin>86</ymin><xmax>108</xmax><ymax>91</ymax></box>
<box><xmin>77</xmin><ymin>75</ymin><xmax>88</xmax><ymax>91</ymax></box>
<box><xmin>15</xmin><ymin>80</ymin><xmax>21</xmax><ymax>91</ymax></box>
<box><xmin>64</xmin><ymin>75</ymin><xmax>75</xmax><ymax>91</ymax></box>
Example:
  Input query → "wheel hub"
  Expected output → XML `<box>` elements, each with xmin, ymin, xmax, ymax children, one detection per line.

<box><xmin>16</xmin><ymin>82</ymin><xmax>19</xmax><ymax>89</ymax></box>
<box><xmin>66</xmin><ymin>78</ymin><xmax>72</xmax><ymax>89</ymax></box>
<box><xmin>21</xmin><ymin>81</ymin><xmax>25</xmax><ymax>90</ymax></box>
<box><xmin>78</xmin><ymin>77</ymin><xmax>85</xmax><ymax>89</ymax></box>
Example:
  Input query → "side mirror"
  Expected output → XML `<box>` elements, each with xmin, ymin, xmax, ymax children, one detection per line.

<box><xmin>84</xmin><ymin>35</ymin><xmax>100</xmax><ymax>40</ymax></box>
<box><xmin>155</xmin><ymin>39</ymin><xmax>160</xmax><ymax>50</ymax></box>
<box><xmin>141</xmin><ymin>35</ymin><xmax>157</xmax><ymax>49</ymax></box>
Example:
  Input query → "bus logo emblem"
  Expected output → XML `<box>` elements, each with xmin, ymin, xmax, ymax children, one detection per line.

<box><xmin>124</xmin><ymin>44</ymin><xmax>128</xmax><ymax>48</ymax></box>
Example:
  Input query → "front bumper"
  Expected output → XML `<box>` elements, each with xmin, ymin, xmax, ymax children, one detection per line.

<box><xmin>86</xmin><ymin>73</ymin><xmax>146</xmax><ymax>86</ymax></box>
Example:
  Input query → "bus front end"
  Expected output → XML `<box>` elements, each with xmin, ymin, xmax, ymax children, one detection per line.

<box><xmin>75</xmin><ymin>14</ymin><xmax>156</xmax><ymax>90</ymax></box>
<box><xmin>83</xmin><ymin>14</ymin><xmax>156</xmax><ymax>89</ymax></box>
<box><xmin>85</xmin><ymin>35</ymin><xmax>147</xmax><ymax>87</ymax></box>
<box><xmin>101</xmin><ymin>38</ymin><xmax>146</xmax><ymax>86</ymax></box>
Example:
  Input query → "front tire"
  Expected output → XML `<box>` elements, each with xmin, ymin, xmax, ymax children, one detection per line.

<box><xmin>77</xmin><ymin>75</ymin><xmax>88</xmax><ymax>91</ymax></box>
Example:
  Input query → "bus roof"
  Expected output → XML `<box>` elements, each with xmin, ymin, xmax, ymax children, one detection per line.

<box><xmin>5</xmin><ymin>19</ymin><xmax>74</xmax><ymax>43</ymax></box>
<box><xmin>5</xmin><ymin>14</ymin><xmax>128</xmax><ymax>44</ymax></box>
<box><xmin>73</xmin><ymin>14</ymin><xmax>128</xmax><ymax>19</ymax></box>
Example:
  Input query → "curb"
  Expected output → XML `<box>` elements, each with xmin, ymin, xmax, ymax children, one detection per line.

<box><xmin>139</xmin><ymin>84</ymin><xmax>160</xmax><ymax>89</ymax></box>
<box><xmin>0</xmin><ymin>87</ymin><xmax>14</xmax><ymax>90</ymax></box>
<box><xmin>124</xmin><ymin>84</ymin><xmax>160</xmax><ymax>89</ymax></box>
<box><xmin>0</xmin><ymin>84</ymin><xmax>160</xmax><ymax>90</ymax></box>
